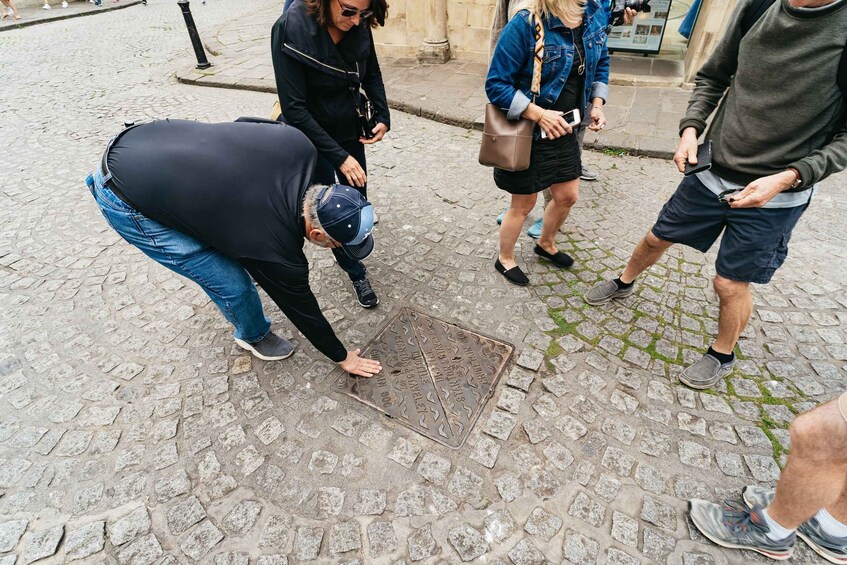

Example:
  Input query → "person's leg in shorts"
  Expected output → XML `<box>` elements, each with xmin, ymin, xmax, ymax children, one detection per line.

<box><xmin>711</xmin><ymin>200</ymin><xmax>807</xmax><ymax>342</ymax></box>
<box><xmin>87</xmin><ymin>172</ymin><xmax>294</xmax><ymax>360</ymax></box>
<box><xmin>689</xmin><ymin>394</ymin><xmax>847</xmax><ymax>561</ymax></box>
<box><xmin>584</xmin><ymin>173</ymin><xmax>725</xmax><ymax>306</ymax></box>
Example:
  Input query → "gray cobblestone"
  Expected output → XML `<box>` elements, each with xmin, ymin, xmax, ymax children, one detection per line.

<box><xmin>294</xmin><ymin>527</ymin><xmax>323</xmax><ymax>562</ymax></box>
<box><xmin>448</xmin><ymin>524</ymin><xmax>488</xmax><ymax>562</ymax></box>
<box><xmin>0</xmin><ymin>519</ymin><xmax>27</xmax><ymax>552</ymax></box>
<box><xmin>22</xmin><ymin>526</ymin><xmax>63</xmax><ymax>564</ymax></box>
<box><xmin>563</xmin><ymin>530</ymin><xmax>600</xmax><ymax>565</ymax></box>
<box><xmin>408</xmin><ymin>524</ymin><xmax>437</xmax><ymax>561</ymax></box>
<box><xmin>259</xmin><ymin>516</ymin><xmax>292</xmax><ymax>549</ymax></box>
<box><xmin>116</xmin><ymin>534</ymin><xmax>163</xmax><ymax>565</ymax></box>
<box><xmin>395</xmin><ymin>489</ymin><xmax>425</xmax><ymax>516</ymax></box>
<box><xmin>222</xmin><ymin>500</ymin><xmax>262</xmax><ymax>536</ymax></box>
<box><xmin>180</xmin><ymin>520</ymin><xmax>225</xmax><ymax>561</ymax></box>
<box><xmin>508</xmin><ymin>538</ymin><xmax>547</xmax><ymax>565</ymax></box>
<box><xmin>367</xmin><ymin>521</ymin><xmax>398</xmax><ymax>558</ymax></box>
<box><xmin>569</xmin><ymin>491</ymin><xmax>606</xmax><ymax>527</ymax></box>
<box><xmin>524</xmin><ymin>506</ymin><xmax>562</xmax><ymax>542</ymax></box>
<box><xmin>65</xmin><ymin>521</ymin><xmax>105</xmax><ymax>561</ymax></box>
<box><xmin>469</xmin><ymin>436</ymin><xmax>500</xmax><ymax>469</ymax></box>
<box><xmin>109</xmin><ymin>506</ymin><xmax>151</xmax><ymax>547</ymax></box>
<box><xmin>329</xmin><ymin>521</ymin><xmax>361</xmax><ymax>554</ymax></box>
<box><xmin>215</xmin><ymin>552</ymin><xmax>250</xmax><ymax>565</ymax></box>
<box><xmin>641</xmin><ymin>496</ymin><xmax>677</xmax><ymax>531</ymax></box>
<box><xmin>387</xmin><ymin>437</ymin><xmax>421</xmax><ymax>468</ymax></box>
<box><xmin>167</xmin><ymin>496</ymin><xmax>207</xmax><ymax>536</ymax></box>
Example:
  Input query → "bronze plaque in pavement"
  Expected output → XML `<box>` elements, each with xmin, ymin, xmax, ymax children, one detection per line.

<box><xmin>332</xmin><ymin>308</ymin><xmax>514</xmax><ymax>449</ymax></box>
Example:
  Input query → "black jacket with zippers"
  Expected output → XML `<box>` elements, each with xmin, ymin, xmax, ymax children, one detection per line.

<box><xmin>271</xmin><ymin>0</ymin><xmax>391</xmax><ymax>168</ymax></box>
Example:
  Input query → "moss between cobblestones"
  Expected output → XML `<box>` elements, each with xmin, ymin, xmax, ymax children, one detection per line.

<box><xmin>602</xmin><ymin>147</ymin><xmax>630</xmax><ymax>157</ymax></box>
<box><xmin>535</xmin><ymin>261</ymin><xmax>816</xmax><ymax>473</ymax></box>
<box><xmin>548</xmin><ymin>309</ymin><xmax>583</xmax><ymax>337</ymax></box>
<box><xmin>546</xmin><ymin>341</ymin><xmax>564</xmax><ymax>359</ymax></box>
<box><xmin>759</xmin><ymin>422</ymin><xmax>786</xmax><ymax>462</ymax></box>
<box><xmin>646</xmin><ymin>335</ymin><xmax>682</xmax><ymax>364</ymax></box>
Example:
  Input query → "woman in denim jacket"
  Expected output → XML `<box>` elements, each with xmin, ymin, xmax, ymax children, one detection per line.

<box><xmin>487</xmin><ymin>0</ymin><xmax>611</xmax><ymax>286</ymax></box>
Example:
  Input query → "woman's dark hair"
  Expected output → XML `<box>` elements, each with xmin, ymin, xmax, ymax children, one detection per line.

<box><xmin>304</xmin><ymin>0</ymin><xmax>389</xmax><ymax>28</ymax></box>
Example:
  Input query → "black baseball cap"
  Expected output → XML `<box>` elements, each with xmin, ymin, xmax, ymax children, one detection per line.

<box><xmin>315</xmin><ymin>184</ymin><xmax>375</xmax><ymax>261</ymax></box>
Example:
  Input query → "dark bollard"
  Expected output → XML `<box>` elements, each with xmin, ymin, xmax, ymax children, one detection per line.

<box><xmin>177</xmin><ymin>0</ymin><xmax>212</xmax><ymax>70</ymax></box>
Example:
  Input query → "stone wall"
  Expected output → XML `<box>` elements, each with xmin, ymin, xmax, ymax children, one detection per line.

<box><xmin>375</xmin><ymin>0</ymin><xmax>496</xmax><ymax>63</ymax></box>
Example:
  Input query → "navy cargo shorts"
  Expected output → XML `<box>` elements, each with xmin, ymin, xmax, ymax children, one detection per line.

<box><xmin>651</xmin><ymin>174</ymin><xmax>809</xmax><ymax>284</ymax></box>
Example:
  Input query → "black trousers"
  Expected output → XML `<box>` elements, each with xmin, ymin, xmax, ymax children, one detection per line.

<box><xmin>313</xmin><ymin>139</ymin><xmax>368</xmax><ymax>281</ymax></box>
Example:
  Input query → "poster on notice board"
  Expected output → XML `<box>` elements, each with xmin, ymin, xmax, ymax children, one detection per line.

<box><xmin>607</xmin><ymin>0</ymin><xmax>673</xmax><ymax>55</ymax></box>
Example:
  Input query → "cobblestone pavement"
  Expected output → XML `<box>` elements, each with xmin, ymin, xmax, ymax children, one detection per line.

<box><xmin>176</xmin><ymin>3</ymin><xmax>689</xmax><ymax>157</ymax></box>
<box><xmin>0</xmin><ymin>0</ymin><xmax>142</xmax><ymax>33</ymax></box>
<box><xmin>2</xmin><ymin>1</ymin><xmax>847</xmax><ymax>564</ymax></box>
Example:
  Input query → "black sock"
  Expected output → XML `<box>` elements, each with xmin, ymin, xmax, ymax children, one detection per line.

<box><xmin>707</xmin><ymin>346</ymin><xmax>735</xmax><ymax>365</ymax></box>
<box><xmin>613</xmin><ymin>277</ymin><xmax>634</xmax><ymax>290</ymax></box>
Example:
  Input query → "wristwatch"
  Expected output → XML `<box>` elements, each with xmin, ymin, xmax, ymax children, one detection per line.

<box><xmin>787</xmin><ymin>167</ymin><xmax>803</xmax><ymax>190</ymax></box>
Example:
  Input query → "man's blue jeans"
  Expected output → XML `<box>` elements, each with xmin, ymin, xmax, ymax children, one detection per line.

<box><xmin>87</xmin><ymin>170</ymin><xmax>271</xmax><ymax>344</ymax></box>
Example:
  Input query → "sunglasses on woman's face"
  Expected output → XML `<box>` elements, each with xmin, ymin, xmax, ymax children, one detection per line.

<box><xmin>337</xmin><ymin>0</ymin><xmax>373</xmax><ymax>18</ymax></box>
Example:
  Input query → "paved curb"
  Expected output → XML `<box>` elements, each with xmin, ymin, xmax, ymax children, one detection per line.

<box><xmin>0</xmin><ymin>0</ymin><xmax>142</xmax><ymax>32</ymax></box>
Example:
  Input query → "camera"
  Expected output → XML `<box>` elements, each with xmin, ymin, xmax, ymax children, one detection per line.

<box><xmin>610</xmin><ymin>0</ymin><xmax>651</xmax><ymax>27</ymax></box>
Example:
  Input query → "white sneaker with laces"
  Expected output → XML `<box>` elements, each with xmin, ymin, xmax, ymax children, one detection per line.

<box><xmin>62</xmin><ymin>1</ymin><xmax>68</xmax><ymax>7</ymax></box>
<box><xmin>42</xmin><ymin>3</ymin><xmax>51</xmax><ymax>9</ymax></box>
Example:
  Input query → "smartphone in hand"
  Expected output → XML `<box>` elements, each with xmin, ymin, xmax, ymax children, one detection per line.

<box><xmin>684</xmin><ymin>141</ymin><xmax>713</xmax><ymax>176</ymax></box>
<box><xmin>562</xmin><ymin>109</ymin><xmax>581</xmax><ymax>127</ymax></box>
<box><xmin>540</xmin><ymin>109</ymin><xmax>581</xmax><ymax>139</ymax></box>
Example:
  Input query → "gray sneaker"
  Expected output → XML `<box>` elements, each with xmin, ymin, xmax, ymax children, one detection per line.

<box><xmin>688</xmin><ymin>499</ymin><xmax>795</xmax><ymax>560</ymax></box>
<box><xmin>580</xmin><ymin>166</ymin><xmax>599</xmax><ymax>181</ymax></box>
<box><xmin>584</xmin><ymin>279</ymin><xmax>635</xmax><ymax>306</ymax></box>
<box><xmin>744</xmin><ymin>486</ymin><xmax>847</xmax><ymax>564</ymax></box>
<box><xmin>742</xmin><ymin>485</ymin><xmax>776</xmax><ymax>508</ymax></box>
<box><xmin>234</xmin><ymin>331</ymin><xmax>295</xmax><ymax>361</ymax></box>
<box><xmin>680</xmin><ymin>353</ymin><xmax>735</xmax><ymax>389</ymax></box>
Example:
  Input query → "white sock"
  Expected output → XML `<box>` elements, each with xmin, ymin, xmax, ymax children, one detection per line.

<box><xmin>815</xmin><ymin>509</ymin><xmax>847</xmax><ymax>538</ymax></box>
<box><xmin>762</xmin><ymin>508</ymin><xmax>796</xmax><ymax>541</ymax></box>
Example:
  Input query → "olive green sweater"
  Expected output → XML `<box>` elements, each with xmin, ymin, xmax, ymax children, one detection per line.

<box><xmin>680</xmin><ymin>0</ymin><xmax>847</xmax><ymax>189</ymax></box>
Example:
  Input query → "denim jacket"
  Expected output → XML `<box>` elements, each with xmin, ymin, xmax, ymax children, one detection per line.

<box><xmin>486</xmin><ymin>0</ymin><xmax>611</xmax><ymax>127</ymax></box>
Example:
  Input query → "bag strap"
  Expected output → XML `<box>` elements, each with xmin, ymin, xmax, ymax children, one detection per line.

<box><xmin>839</xmin><ymin>37</ymin><xmax>847</xmax><ymax>100</ymax></box>
<box><xmin>529</xmin><ymin>12</ymin><xmax>545</xmax><ymax>100</ymax></box>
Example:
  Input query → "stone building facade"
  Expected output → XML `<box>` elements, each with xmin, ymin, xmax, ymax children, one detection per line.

<box><xmin>374</xmin><ymin>0</ymin><xmax>740</xmax><ymax>82</ymax></box>
<box><xmin>376</xmin><ymin>0</ymin><xmax>496</xmax><ymax>64</ymax></box>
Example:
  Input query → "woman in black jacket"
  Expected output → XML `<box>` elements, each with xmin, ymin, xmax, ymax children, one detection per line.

<box><xmin>272</xmin><ymin>0</ymin><xmax>390</xmax><ymax>309</ymax></box>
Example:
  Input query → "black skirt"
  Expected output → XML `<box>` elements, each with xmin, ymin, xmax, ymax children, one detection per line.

<box><xmin>494</xmin><ymin>131</ymin><xmax>582</xmax><ymax>195</ymax></box>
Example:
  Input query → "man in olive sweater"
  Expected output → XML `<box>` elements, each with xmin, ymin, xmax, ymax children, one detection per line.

<box><xmin>584</xmin><ymin>0</ymin><xmax>847</xmax><ymax>389</ymax></box>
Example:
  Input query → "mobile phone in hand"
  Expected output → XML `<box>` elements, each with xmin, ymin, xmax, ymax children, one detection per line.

<box><xmin>684</xmin><ymin>141</ymin><xmax>713</xmax><ymax>176</ymax></box>
<box><xmin>562</xmin><ymin>109</ymin><xmax>581</xmax><ymax>127</ymax></box>
<box><xmin>540</xmin><ymin>109</ymin><xmax>582</xmax><ymax>139</ymax></box>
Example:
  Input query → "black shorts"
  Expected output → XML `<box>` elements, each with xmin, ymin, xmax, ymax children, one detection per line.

<box><xmin>651</xmin><ymin>174</ymin><xmax>809</xmax><ymax>284</ymax></box>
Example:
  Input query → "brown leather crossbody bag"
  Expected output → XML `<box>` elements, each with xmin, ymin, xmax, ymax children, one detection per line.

<box><xmin>479</xmin><ymin>12</ymin><xmax>545</xmax><ymax>172</ymax></box>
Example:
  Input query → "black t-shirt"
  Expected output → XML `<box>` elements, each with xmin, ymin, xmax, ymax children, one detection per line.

<box><xmin>552</xmin><ymin>25</ymin><xmax>585</xmax><ymax>115</ymax></box>
<box><xmin>106</xmin><ymin>119</ymin><xmax>347</xmax><ymax>362</ymax></box>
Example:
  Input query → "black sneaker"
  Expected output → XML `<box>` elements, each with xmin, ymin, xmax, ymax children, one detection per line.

<box><xmin>234</xmin><ymin>331</ymin><xmax>295</xmax><ymax>361</ymax></box>
<box><xmin>352</xmin><ymin>277</ymin><xmax>379</xmax><ymax>308</ymax></box>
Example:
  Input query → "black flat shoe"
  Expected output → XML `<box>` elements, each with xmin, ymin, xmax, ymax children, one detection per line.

<box><xmin>534</xmin><ymin>244</ymin><xmax>574</xmax><ymax>268</ymax></box>
<box><xmin>495</xmin><ymin>259</ymin><xmax>530</xmax><ymax>286</ymax></box>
